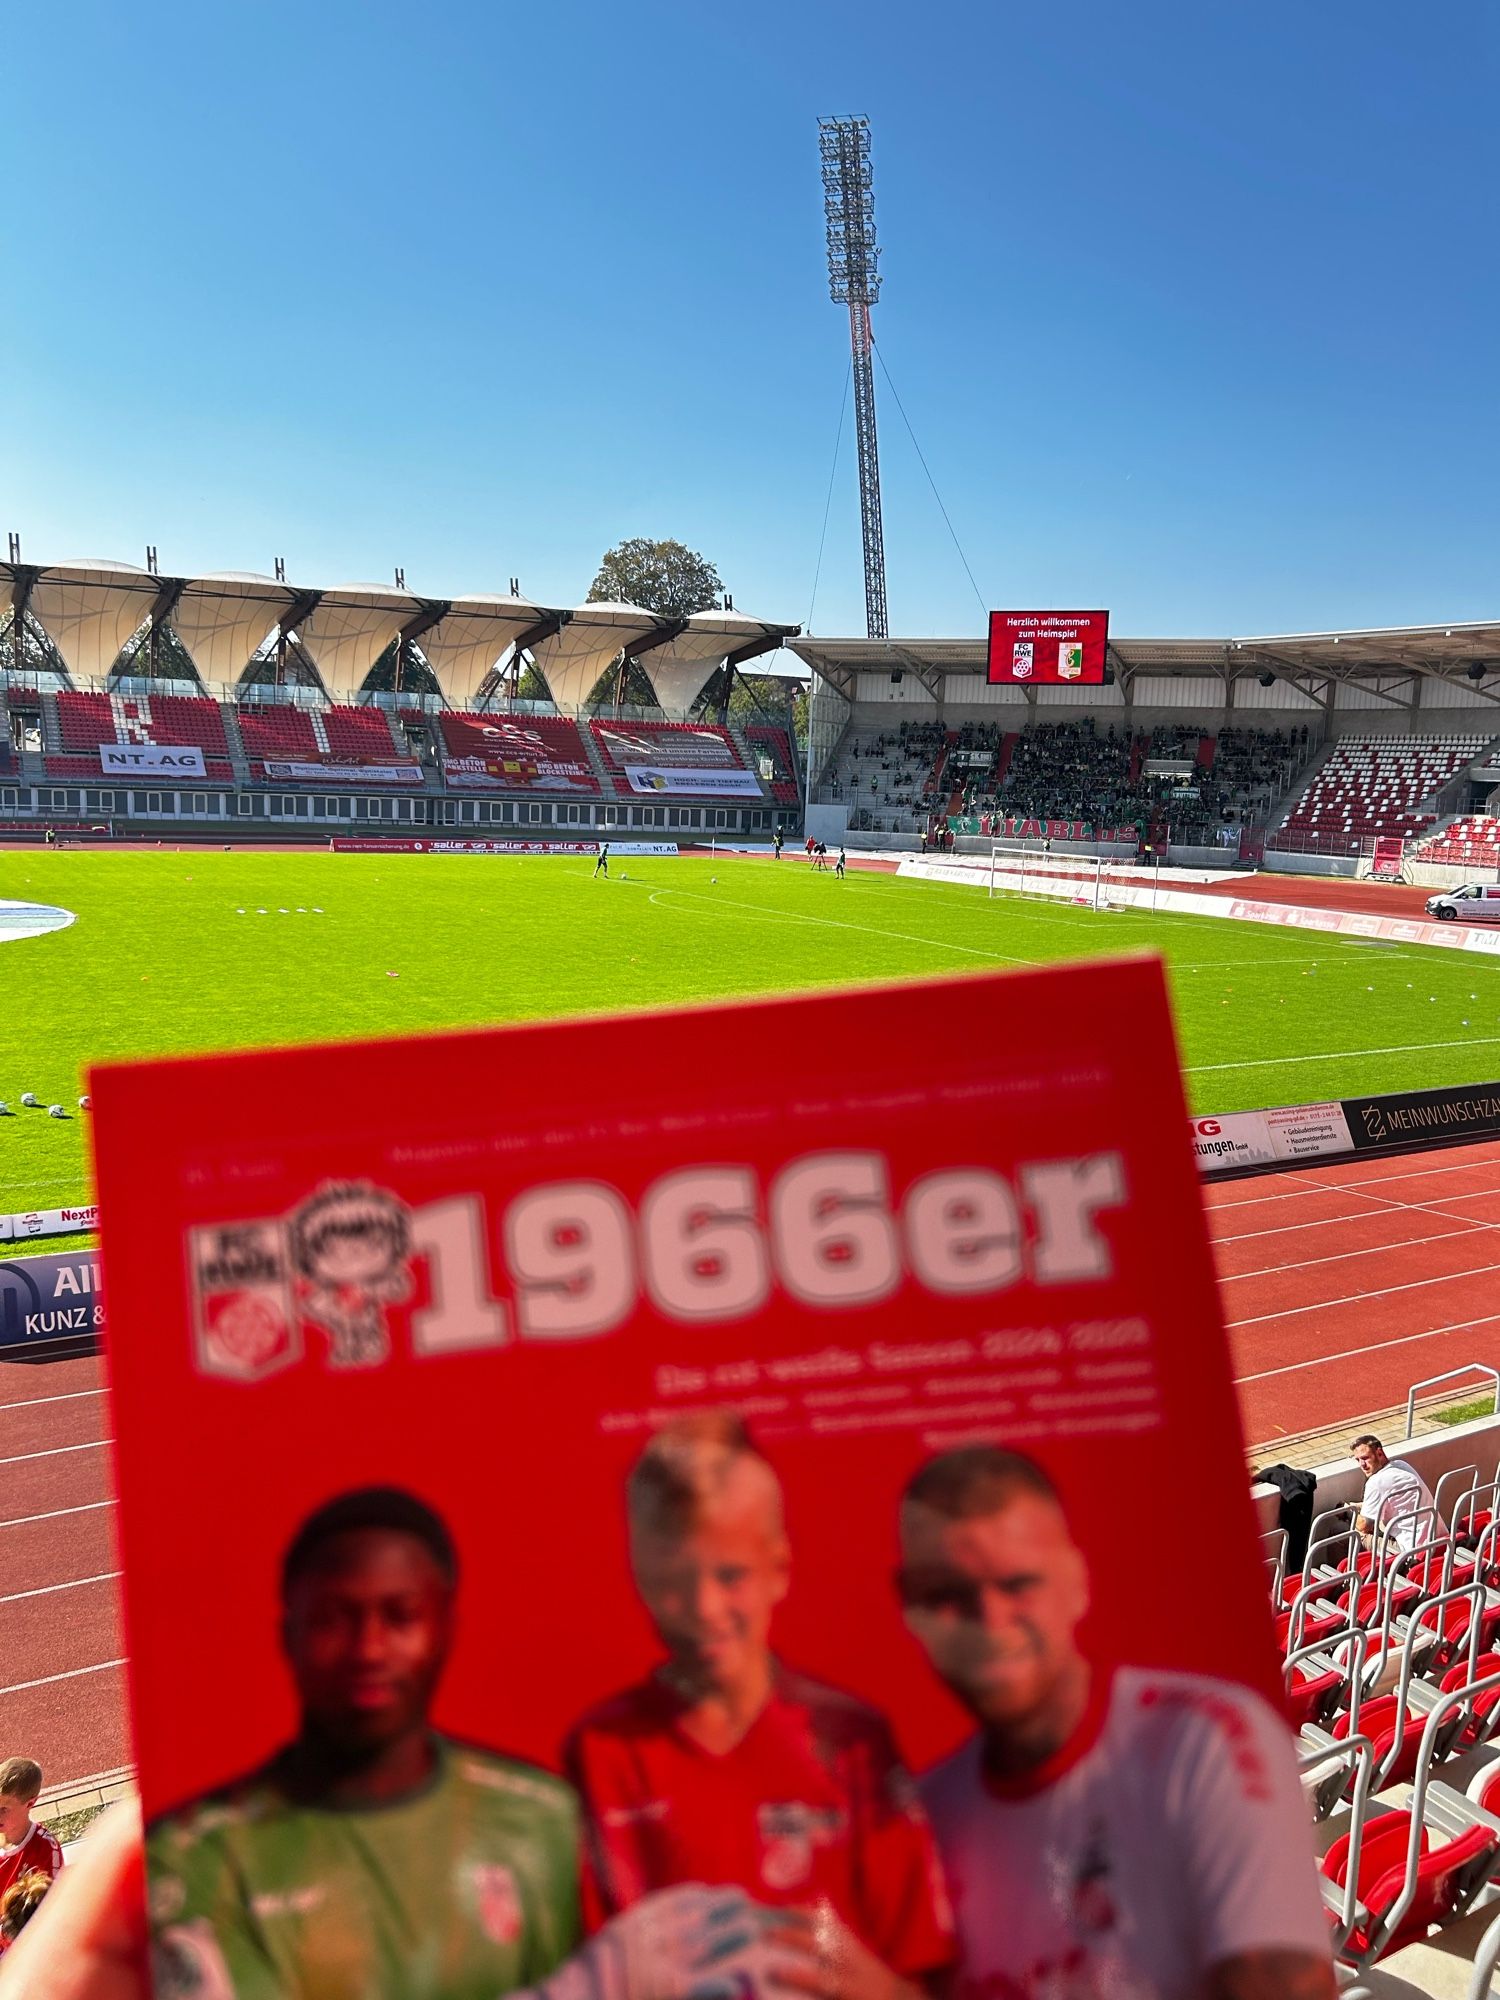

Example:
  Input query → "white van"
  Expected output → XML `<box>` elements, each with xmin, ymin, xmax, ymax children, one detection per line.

<box><xmin>1425</xmin><ymin>883</ymin><xmax>1500</xmax><ymax>921</ymax></box>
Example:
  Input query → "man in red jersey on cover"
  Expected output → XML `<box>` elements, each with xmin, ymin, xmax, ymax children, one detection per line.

<box><xmin>897</xmin><ymin>1447</ymin><xmax>1335</xmax><ymax>2000</ymax></box>
<box><xmin>0</xmin><ymin>1758</ymin><xmax>63</xmax><ymax>1954</ymax></box>
<box><xmin>565</xmin><ymin>1415</ymin><xmax>952</xmax><ymax>2000</ymax></box>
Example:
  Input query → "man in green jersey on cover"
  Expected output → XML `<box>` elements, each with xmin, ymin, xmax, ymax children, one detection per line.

<box><xmin>146</xmin><ymin>1488</ymin><xmax>577</xmax><ymax>1999</ymax></box>
<box><xmin>146</xmin><ymin>1488</ymin><xmax>776</xmax><ymax>2000</ymax></box>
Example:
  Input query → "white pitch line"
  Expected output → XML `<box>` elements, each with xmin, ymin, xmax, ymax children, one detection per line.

<box><xmin>0</xmin><ymin>1388</ymin><xmax>105</xmax><ymax>1413</ymax></box>
<box><xmin>644</xmin><ymin>887</ymin><xmax>1040</xmax><ymax>966</ymax></box>
<box><xmin>1187</xmin><ymin>1034</ymin><xmax>1500</xmax><ymax>1074</ymax></box>
<box><xmin>0</xmin><ymin>1570</ymin><xmax>120</xmax><ymax>1606</ymax></box>
<box><xmin>0</xmin><ymin>1439</ymin><xmax>109</xmax><ymax>1469</ymax></box>
<box><xmin>0</xmin><ymin>1500</ymin><xmax>116</xmax><ymax>1530</ymax></box>
<box><xmin>0</xmin><ymin>1659</ymin><xmax>125</xmax><ymax>1699</ymax></box>
<box><xmin>1235</xmin><ymin>1309</ymin><xmax>1500</xmax><ymax>1385</ymax></box>
<box><xmin>1226</xmin><ymin>1258</ymin><xmax>1500</xmax><ymax>1328</ymax></box>
<box><xmin>1216</xmin><ymin>1223</ymin><xmax>1485</xmax><ymax>1282</ymax></box>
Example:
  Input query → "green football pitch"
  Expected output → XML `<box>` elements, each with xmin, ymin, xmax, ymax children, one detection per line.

<box><xmin>2</xmin><ymin>848</ymin><xmax>1496</xmax><ymax>1218</ymax></box>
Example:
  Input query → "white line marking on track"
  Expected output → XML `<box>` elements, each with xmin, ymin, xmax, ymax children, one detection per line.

<box><xmin>1216</xmin><ymin>1223</ymin><xmax>1485</xmax><ymax>1281</ymax></box>
<box><xmin>0</xmin><ymin>1439</ymin><xmax>109</xmax><ymax>1468</ymax></box>
<box><xmin>0</xmin><ymin>1570</ymin><xmax>120</xmax><ymax>1606</ymax></box>
<box><xmin>1225</xmin><ymin>1258</ymin><xmax>1500</xmax><ymax>1327</ymax></box>
<box><xmin>1234</xmin><ymin>1309</ymin><xmax>1500</xmax><ymax>1385</ymax></box>
<box><xmin>0</xmin><ymin>1659</ymin><xmax>124</xmax><ymax>1699</ymax></box>
<box><xmin>0</xmin><ymin>1500</ymin><xmax>115</xmax><ymax>1529</ymax></box>
<box><xmin>1212</xmin><ymin>1199</ymin><xmax>1500</xmax><ymax>1246</ymax></box>
<box><xmin>0</xmin><ymin>1388</ymin><xmax>105</xmax><ymax>1413</ymax></box>
<box><xmin>1205</xmin><ymin>1153</ymin><xmax>1500</xmax><ymax>1208</ymax></box>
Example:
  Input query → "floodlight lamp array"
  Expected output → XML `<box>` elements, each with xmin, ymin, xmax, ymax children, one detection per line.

<box><xmin>819</xmin><ymin>117</ymin><xmax>880</xmax><ymax>307</ymax></box>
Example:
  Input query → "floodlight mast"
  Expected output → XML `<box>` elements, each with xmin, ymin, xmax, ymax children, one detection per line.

<box><xmin>819</xmin><ymin>115</ymin><xmax>888</xmax><ymax>641</ymax></box>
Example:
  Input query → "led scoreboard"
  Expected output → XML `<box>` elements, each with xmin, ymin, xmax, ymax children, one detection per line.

<box><xmin>987</xmin><ymin>609</ymin><xmax>1110</xmax><ymax>685</ymax></box>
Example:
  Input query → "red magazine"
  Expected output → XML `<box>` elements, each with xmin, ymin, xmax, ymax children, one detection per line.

<box><xmin>91</xmin><ymin>957</ymin><xmax>1331</xmax><ymax>2000</ymax></box>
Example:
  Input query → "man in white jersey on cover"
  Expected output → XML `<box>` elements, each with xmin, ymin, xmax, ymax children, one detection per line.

<box><xmin>1351</xmin><ymin>1434</ymin><xmax>1436</xmax><ymax>1556</ymax></box>
<box><xmin>897</xmin><ymin>1446</ymin><xmax>1334</xmax><ymax>2000</ymax></box>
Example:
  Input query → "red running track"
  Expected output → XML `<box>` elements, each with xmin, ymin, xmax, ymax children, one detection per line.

<box><xmin>6</xmin><ymin>1137</ymin><xmax>1500</xmax><ymax>1793</ymax></box>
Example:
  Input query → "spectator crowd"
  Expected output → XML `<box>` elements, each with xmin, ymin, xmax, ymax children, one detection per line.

<box><xmin>817</xmin><ymin>716</ymin><xmax>1309</xmax><ymax>843</ymax></box>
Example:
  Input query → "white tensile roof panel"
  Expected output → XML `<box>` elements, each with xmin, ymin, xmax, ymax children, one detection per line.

<box><xmin>529</xmin><ymin>603</ymin><xmax>664</xmax><ymax>712</ymax></box>
<box><xmin>419</xmin><ymin>596</ymin><xmax>544</xmax><ymax>707</ymax></box>
<box><xmin>294</xmin><ymin>584</ymin><xmax>420</xmax><ymax>699</ymax></box>
<box><xmin>638</xmin><ymin>609</ymin><xmax>774</xmax><ymax>717</ymax></box>
<box><xmin>170</xmin><ymin>574</ymin><xmax>292</xmax><ymax>684</ymax></box>
<box><xmin>27</xmin><ymin>561</ymin><xmax>160</xmax><ymax>680</ymax></box>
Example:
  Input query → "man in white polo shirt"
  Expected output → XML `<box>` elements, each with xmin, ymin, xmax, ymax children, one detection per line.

<box><xmin>1351</xmin><ymin>1434</ymin><xmax>1436</xmax><ymax>1555</ymax></box>
<box><xmin>897</xmin><ymin>1446</ymin><xmax>1334</xmax><ymax>2000</ymax></box>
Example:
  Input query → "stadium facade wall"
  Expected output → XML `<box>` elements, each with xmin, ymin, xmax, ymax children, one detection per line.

<box><xmin>1262</xmin><ymin>851</ymin><xmax>1362</xmax><ymax>877</ymax></box>
<box><xmin>0</xmin><ymin>781</ymin><xmax>791</xmax><ymax>840</ymax></box>
<box><xmin>1252</xmin><ymin>1410</ymin><xmax>1500</xmax><ymax>1533</ymax></box>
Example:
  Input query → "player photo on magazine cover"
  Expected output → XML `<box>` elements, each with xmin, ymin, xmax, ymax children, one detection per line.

<box><xmin>89</xmin><ymin>960</ymin><xmax>1334</xmax><ymax>2000</ymax></box>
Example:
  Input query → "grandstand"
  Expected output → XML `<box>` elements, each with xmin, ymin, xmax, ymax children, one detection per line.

<box><xmin>793</xmin><ymin>623</ymin><xmax>1500</xmax><ymax>873</ymax></box>
<box><xmin>1255</xmin><ymin>1410</ymin><xmax>1500</xmax><ymax>1983</ymax></box>
<box><xmin>1417</xmin><ymin>817</ymin><xmax>1500</xmax><ymax>871</ymax></box>
<box><xmin>1279</xmin><ymin>735</ymin><xmax>1488</xmax><ymax>849</ymax></box>
<box><xmin>0</xmin><ymin>560</ymin><xmax>803</xmax><ymax>839</ymax></box>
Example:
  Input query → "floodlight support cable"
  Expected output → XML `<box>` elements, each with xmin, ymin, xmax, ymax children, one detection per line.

<box><xmin>807</xmin><ymin>360</ymin><xmax>851</xmax><ymax>634</ymax></box>
<box><xmin>872</xmin><ymin>340</ymin><xmax>989</xmax><ymax>623</ymax></box>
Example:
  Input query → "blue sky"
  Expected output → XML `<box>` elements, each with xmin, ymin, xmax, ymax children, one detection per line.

<box><xmin>4</xmin><ymin>1</ymin><xmax>1495</xmax><ymax>642</ymax></box>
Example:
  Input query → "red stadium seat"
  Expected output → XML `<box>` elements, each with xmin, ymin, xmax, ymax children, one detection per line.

<box><xmin>1332</xmin><ymin>1696</ymin><xmax>1430</xmax><ymax>1788</ymax></box>
<box><xmin>54</xmin><ymin>690</ymin><xmax>234</xmax><ymax>778</ymax></box>
<box><xmin>1323</xmin><ymin>1810</ymin><xmax>1500</xmax><ymax>1961</ymax></box>
<box><xmin>1279</xmin><ymin>735</ymin><xmax>1487</xmax><ymax>848</ymax></box>
<box><xmin>588</xmin><ymin>719</ymin><xmax>764</xmax><ymax>801</ymax></box>
<box><xmin>1441</xmin><ymin>1653</ymin><xmax>1500</xmax><ymax>1751</ymax></box>
<box><xmin>437</xmin><ymin>713</ymin><xmax>599</xmax><ymax>795</ymax></box>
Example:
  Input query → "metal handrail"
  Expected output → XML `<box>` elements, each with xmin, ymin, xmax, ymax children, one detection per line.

<box><xmin>1299</xmin><ymin>1731</ymin><xmax>1374</xmax><ymax>1945</ymax></box>
<box><xmin>1406</xmin><ymin>1365</ymin><xmax>1500</xmax><ymax>1438</ymax></box>
<box><xmin>1380</xmin><ymin>1669</ymin><xmax>1500</xmax><ymax>1965</ymax></box>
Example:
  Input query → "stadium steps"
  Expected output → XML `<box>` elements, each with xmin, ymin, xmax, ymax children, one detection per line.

<box><xmin>577</xmin><ymin>724</ymin><xmax>615</xmax><ymax>793</ymax></box>
<box><xmin>724</xmin><ymin>720</ymin><xmax>775</xmax><ymax>802</ymax></box>
<box><xmin>38</xmin><ymin>688</ymin><xmax>62</xmax><ymax>754</ymax></box>
<box><xmin>374</xmin><ymin>707</ymin><xmax>410</xmax><ymax>760</ymax></box>
<box><xmin>1268</xmin><ymin>737</ymin><xmax>1339</xmax><ymax>828</ymax></box>
<box><xmin>218</xmin><ymin>706</ymin><xmax>254</xmax><ymax>787</ymax></box>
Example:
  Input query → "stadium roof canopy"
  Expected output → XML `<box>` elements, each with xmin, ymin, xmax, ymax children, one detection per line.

<box><xmin>791</xmin><ymin>620</ymin><xmax>1500</xmax><ymax>709</ymax></box>
<box><xmin>0</xmin><ymin>559</ymin><xmax>797</xmax><ymax>712</ymax></box>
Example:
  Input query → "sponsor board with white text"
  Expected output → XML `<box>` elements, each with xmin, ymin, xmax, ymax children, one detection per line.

<box><xmin>624</xmin><ymin>765</ymin><xmax>763</xmax><ymax>797</ymax></box>
<box><xmin>262</xmin><ymin>761</ymin><xmax>423</xmax><ymax>786</ymax></box>
<box><xmin>100</xmin><ymin>743</ymin><xmax>207</xmax><ymax>777</ymax></box>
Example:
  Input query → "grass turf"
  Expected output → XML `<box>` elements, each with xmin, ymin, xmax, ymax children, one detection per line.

<box><xmin>3</xmin><ymin>848</ymin><xmax>1497</xmax><ymax>1214</ymax></box>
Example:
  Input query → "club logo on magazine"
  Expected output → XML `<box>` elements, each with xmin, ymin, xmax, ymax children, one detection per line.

<box><xmin>188</xmin><ymin>1221</ymin><xmax>301</xmax><ymax>1382</ymax></box>
<box><xmin>189</xmin><ymin>1189</ymin><xmax>416</xmax><ymax>1379</ymax></box>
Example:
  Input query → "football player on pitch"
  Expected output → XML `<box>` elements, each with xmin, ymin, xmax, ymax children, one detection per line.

<box><xmin>896</xmin><ymin>1447</ymin><xmax>1335</xmax><ymax>2000</ymax></box>
<box><xmin>146</xmin><ymin>1487</ymin><xmax>774</xmax><ymax>2000</ymax></box>
<box><xmin>565</xmin><ymin>1416</ymin><xmax>953</xmax><ymax>2000</ymax></box>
